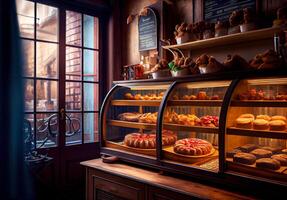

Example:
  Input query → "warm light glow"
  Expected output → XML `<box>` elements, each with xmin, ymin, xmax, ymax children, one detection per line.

<box><xmin>247</xmin><ymin>78</ymin><xmax>287</xmax><ymax>85</ymax></box>
<box><xmin>184</xmin><ymin>80</ymin><xmax>231</xmax><ymax>89</ymax></box>
<box><xmin>119</xmin><ymin>83</ymin><xmax>171</xmax><ymax>90</ymax></box>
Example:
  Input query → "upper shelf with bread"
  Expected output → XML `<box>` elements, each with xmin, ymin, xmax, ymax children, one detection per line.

<box><xmin>162</xmin><ymin>27</ymin><xmax>280</xmax><ymax>51</ymax></box>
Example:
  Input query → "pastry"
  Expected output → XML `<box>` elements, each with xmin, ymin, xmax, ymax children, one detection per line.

<box><xmin>239</xmin><ymin>114</ymin><xmax>255</xmax><ymax>120</ymax></box>
<box><xmin>271</xmin><ymin>154</ymin><xmax>287</xmax><ymax>166</ymax></box>
<box><xmin>124</xmin><ymin>131</ymin><xmax>177</xmax><ymax>149</ymax></box>
<box><xmin>260</xmin><ymin>146</ymin><xmax>282</xmax><ymax>154</ymax></box>
<box><xmin>238</xmin><ymin>144</ymin><xmax>258</xmax><ymax>153</ymax></box>
<box><xmin>253</xmin><ymin>119</ymin><xmax>269</xmax><ymax>130</ymax></box>
<box><xmin>269</xmin><ymin>120</ymin><xmax>286</xmax><ymax>131</ymax></box>
<box><xmin>173</xmin><ymin>138</ymin><xmax>213</xmax><ymax>156</ymax></box>
<box><xmin>182</xmin><ymin>95</ymin><xmax>191</xmax><ymax>100</ymax></box>
<box><xmin>134</xmin><ymin>94</ymin><xmax>142</xmax><ymax>100</ymax></box>
<box><xmin>189</xmin><ymin>95</ymin><xmax>197</xmax><ymax>100</ymax></box>
<box><xmin>198</xmin><ymin>116</ymin><xmax>219</xmax><ymax>127</ymax></box>
<box><xmin>256</xmin><ymin>115</ymin><xmax>271</xmax><ymax>121</ymax></box>
<box><xmin>210</xmin><ymin>95</ymin><xmax>220</xmax><ymax>100</ymax></box>
<box><xmin>256</xmin><ymin>158</ymin><xmax>281</xmax><ymax>170</ymax></box>
<box><xmin>233</xmin><ymin>152</ymin><xmax>256</xmax><ymax>165</ymax></box>
<box><xmin>235</xmin><ymin>118</ymin><xmax>253</xmax><ymax>129</ymax></box>
<box><xmin>226</xmin><ymin>149</ymin><xmax>242</xmax><ymax>158</ymax></box>
<box><xmin>223</xmin><ymin>54</ymin><xmax>250</xmax><ymax>71</ymax></box>
<box><xmin>118</xmin><ymin>112</ymin><xmax>142</xmax><ymax>122</ymax></box>
<box><xmin>271</xmin><ymin>116</ymin><xmax>286</xmax><ymax>122</ymax></box>
<box><xmin>250</xmin><ymin>149</ymin><xmax>272</xmax><ymax>159</ymax></box>
<box><xmin>124</xmin><ymin>93</ymin><xmax>134</xmax><ymax>100</ymax></box>
<box><xmin>197</xmin><ymin>91</ymin><xmax>207</xmax><ymax>100</ymax></box>
<box><xmin>138</xmin><ymin>112</ymin><xmax>158</xmax><ymax>124</ymax></box>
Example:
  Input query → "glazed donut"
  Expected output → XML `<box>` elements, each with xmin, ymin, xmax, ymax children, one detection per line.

<box><xmin>173</xmin><ymin>138</ymin><xmax>213</xmax><ymax>156</ymax></box>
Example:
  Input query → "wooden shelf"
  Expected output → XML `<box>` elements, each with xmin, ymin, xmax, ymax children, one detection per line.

<box><xmin>108</xmin><ymin>120</ymin><xmax>218</xmax><ymax>133</ymax></box>
<box><xmin>110</xmin><ymin>100</ymin><xmax>222</xmax><ymax>107</ymax></box>
<box><xmin>111</xmin><ymin>100</ymin><xmax>161</xmax><ymax>107</ymax></box>
<box><xmin>168</xmin><ymin>100</ymin><xmax>222</xmax><ymax>107</ymax></box>
<box><xmin>230</xmin><ymin>100</ymin><xmax>287</xmax><ymax>107</ymax></box>
<box><xmin>162</xmin><ymin>27</ymin><xmax>280</xmax><ymax>51</ymax></box>
<box><xmin>227</xmin><ymin>127</ymin><xmax>287</xmax><ymax>139</ymax></box>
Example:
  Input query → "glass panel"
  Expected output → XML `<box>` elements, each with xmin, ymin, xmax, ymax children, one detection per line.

<box><xmin>36</xmin><ymin>80</ymin><xmax>58</xmax><ymax>111</ymax></box>
<box><xmin>84</xmin><ymin>83</ymin><xmax>98</xmax><ymax>111</ymax></box>
<box><xmin>66</xmin><ymin>82</ymin><xmax>82</xmax><ymax>111</ymax></box>
<box><xmin>84</xmin><ymin>113</ymin><xmax>99</xmax><ymax>143</ymax></box>
<box><xmin>66</xmin><ymin>11</ymin><xmax>82</xmax><ymax>46</ymax></box>
<box><xmin>66</xmin><ymin>113</ymin><xmax>82</xmax><ymax>146</ymax></box>
<box><xmin>22</xmin><ymin>39</ymin><xmax>34</xmax><ymax>77</ymax></box>
<box><xmin>83</xmin><ymin>15</ymin><xmax>99</xmax><ymax>49</ymax></box>
<box><xmin>66</xmin><ymin>47</ymin><xmax>82</xmax><ymax>80</ymax></box>
<box><xmin>16</xmin><ymin>0</ymin><xmax>34</xmax><ymax>38</ymax></box>
<box><xmin>24</xmin><ymin>114</ymin><xmax>35</xmax><ymax>153</ymax></box>
<box><xmin>36</xmin><ymin>4</ymin><xmax>58</xmax><ymax>42</ymax></box>
<box><xmin>36</xmin><ymin>113</ymin><xmax>58</xmax><ymax>148</ymax></box>
<box><xmin>24</xmin><ymin>79</ymin><xmax>34</xmax><ymax>112</ymax></box>
<box><xmin>84</xmin><ymin>49</ymin><xmax>98</xmax><ymax>82</ymax></box>
<box><xmin>36</xmin><ymin>42</ymin><xmax>58</xmax><ymax>78</ymax></box>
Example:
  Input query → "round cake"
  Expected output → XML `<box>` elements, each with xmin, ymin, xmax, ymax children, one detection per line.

<box><xmin>173</xmin><ymin>138</ymin><xmax>213</xmax><ymax>156</ymax></box>
<box><xmin>235</xmin><ymin>118</ymin><xmax>253</xmax><ymax>129</ymax></box>
<box><xmin>124</xmin><ymin>131</ymin><xmax>176</xmax><ymax>149</ymax></box>
<box><xmin>253</xmin><ymin>119</ymin><xmax>269</xmax><ymax>130</ymax></box>
<box><xmin>269</xmin><ymin>120</ymin><xmax>286</xmax><ymax>131</ymax></box>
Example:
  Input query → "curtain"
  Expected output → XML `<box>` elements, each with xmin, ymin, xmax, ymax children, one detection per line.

<box><xmin>0</xmin><ymin>0</ymin><xmax>33</xmax><ymax>199</ymax></box>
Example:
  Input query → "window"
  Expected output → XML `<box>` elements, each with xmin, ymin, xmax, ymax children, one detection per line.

<box><xmin>17</xmin><ymin>0</ymin><xmax>100</xmax><ymax>148</ymax></box>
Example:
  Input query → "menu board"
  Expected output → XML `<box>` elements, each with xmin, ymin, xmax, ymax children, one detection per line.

<box><xmin>205</xmin><ymin>0</ymin><xmax>256</xmax><ymax>22</ymax></box>
<box><xmin>138</xmin><ymin>8</ymin><xmax>157</xmax><ymax>51</ymax></box>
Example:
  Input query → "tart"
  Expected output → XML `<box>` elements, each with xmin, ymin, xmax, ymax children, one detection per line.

<box><xmin>269</xmin><ymin>120</ymin><xmax>286</xmax><ymax>131</ymax></box>
<box><xmin>256</xmin><ymin>158</ymin><xmax>281</xmax><ymax>170</ymax></box>
<box><xmin>173</xmin><ymin>138</ymin><xmax>213</xmax><ymax>156</ymax></box>
<box><xmin>233</xmin><ymin>152</ymin><xmax>256</xmax><ymax>165</ymax></box>
<box><xmin>253</xmin><ymin>119</ymin><xmax>269</xmax><ymax>130</ymax></box>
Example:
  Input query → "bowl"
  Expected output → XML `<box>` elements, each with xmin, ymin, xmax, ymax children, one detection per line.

<box><xmin>170</xmin><ymin>68</ymin><xmax>190</xmax><ymax>77</ymax></box>
<box><xmin>151</xmin><ymin>69</ymin><xmax>170</xmax><ymax>79</ymax></box>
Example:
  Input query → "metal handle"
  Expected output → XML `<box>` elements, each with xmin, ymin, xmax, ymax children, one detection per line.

<box><xmin>60</xmin><ymin>108</ymin><xmax>65</xmax><ymax>120</ymax></box>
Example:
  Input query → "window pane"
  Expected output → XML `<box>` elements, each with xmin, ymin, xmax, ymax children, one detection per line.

<box><xmin>22</xmin><ymin>39</ymin><xmax>34</xmax><ymax>77</ymax></box>
<box><xmin>84</xmin><ymin>83</ymin><xmax>98</xmax><ymax>111</ymax></box>
<box><xmin>66</xmin><ymin>11</ymin><xmax>82</xmax><ymax>46</ymax></box>
<box><xmin>83</xmin><ymin>15</ymin><xmax>98</xmax><ymax>49</ymax></box>
<box><xmin>16</xmin><ymin>0</ymin><xmax>34</xmax><ymax>38</ymax></box>
<box><xmin>36</xmin><ymin>4</ymin><xmax>58</xmax><ymax>42</ymax></box>
<box><xmin>36</xmin><ymin>113</ymin><xmax>58</xmax><ymax>148</ymax></box>
<box><xmin>24</xmin><ymin>79</ymin><xmax>34</xmax><ymax>112</ymax></box>
<box><xmin>66</xmin><ymin>82</ymin><xmax>82</xmax><ymax>111</ymax></box>
<box><xmin>84</xmin><ymin>49</ymin><xmax>98</xmax><ymax>81</ymax></box>
<box><xmin>84</xmin><ymin>113</ymin><xmax>98</xmax><ymax>143</ymax></box>
<box><xmin>66</xmin><ymin>113</ymin><xmax>82</xmax><ymax>146</ymax></box>
<box><xmin>36</xmin><ymin>42</ymin><xmax>58</xmax><ymax>78</ymax></box>
<box><xmin>36</xmin><ymin>80</ymin><xmax>58</xmax><ymax>111</ymax></box>
<box><xmin>66</xmin><ymin>47</ymin><xmax>82</xmax><ymax>80</ymax></box>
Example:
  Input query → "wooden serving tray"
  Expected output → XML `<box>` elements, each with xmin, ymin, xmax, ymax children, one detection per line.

<box><xmin>163</xmin><ymin>146</ymin><xmax>216</xmax><ymax>164</ymax></box>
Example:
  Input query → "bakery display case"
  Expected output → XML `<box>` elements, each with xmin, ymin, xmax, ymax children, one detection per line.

<box><xmin>159</xmin><ymin>80</ymin><xmax>231</xmax><ymax>172</ymax></box>
<box><xmin>226</xmin><ymin>77</ymin><xmax>287</xmax><ymax>182</ymax></box>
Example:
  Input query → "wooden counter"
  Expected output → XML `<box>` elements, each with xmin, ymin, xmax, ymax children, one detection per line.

<box><xmin>81</xmin><ymin>159</ymin><xmax>255</xmax><ymax>200</ymax></box>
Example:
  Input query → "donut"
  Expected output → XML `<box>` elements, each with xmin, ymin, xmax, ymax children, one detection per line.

<box><xmin>173</xmin><ymin>138</ymin><xmax>213</xmax><ymax>156</ymax></box>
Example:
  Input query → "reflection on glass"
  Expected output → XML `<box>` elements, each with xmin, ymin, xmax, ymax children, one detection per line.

<box><xmin>16</xmin><ymin>0</ymin><xmax>34</xmax><ymax>38</ymax></box>
<box><xmin>84</xmin><ymin>49</ymin><xmax>98</xmax><ymax>81</ymax></box>
<box><xmin>36</xmin><ymin>113</ymin><xmax>58</xmax><ymax>148</ymax></box>
<box><xmin>84</xmin><ymin>15</ymin><xmax>98</xmax><ymax>49</ymax></box>
<box><xmin>66</xmin><ymin>47</ymin><xmax>82</xmax><ymax>80</ymax></box>
<box><xmin>66</xmin><ymin>113</ymin><xmax>82</xmax><ymax>145</ymax></box>
<box><xmin>36</xmin><ymin>80</ymin><xmax>58</xmax><ymax>111</ymax></box>
<box><xmin>84</xmin><ymin>83</ymin><xmax>98</xmax><ymax>111</ymax></box>
<box><xmin>84</xmin><ymin>113</ymin><xmax>98</xmax><ymax>143</ymax></box>
<box><xmin>36</xmin><ymin>4</ymin><xmax>58</xmax><ymax>42</ymax></box>
<box><xmin>66</xmin><ymin>82</ymin><xmax>82</xmax><ymax>111</ymax></box>
<box><xmin>24</xmin><ymin>114</ymin><xmax>35</xmax><ymax>152</ymax></box>
<box><xmin>22</xmin><ymin>39</ymin><xmax>34</xmax><ymax>77</ymax></box>
<box><xmin>36</xmin><ymin>42</ymin><xmax>58</xmax><ymax>78</ymax></box>
<box><xmin>24</xmin><ymin>79</ymin><xmax>34</xmax><ymax>112</ymax></box>
<box><xmin>66</xmin><ymin>11</ymin><xmax>82</xmax><ymax>46</ymax></box>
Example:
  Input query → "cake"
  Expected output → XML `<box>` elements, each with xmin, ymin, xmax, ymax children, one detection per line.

<box><xmin>271</xmin><ymin>116</ymin><xmax>286</xmax><ymax>122</ymax></box>
<box><xmin>173</xmin><ymin>138</ymin><xmax>213</xmax><ymax>156</ymax></box>
<box><xmin>253</xmin><ymin>119</ymin><xmax>269</xmax><ymax>130</ymax></box>
<box><xmin>271</xmin><ymin>154</ymin><xmax>287</xmax><ymax>166</ymax></box>
<box><xmin>235</xmin><ymin>118</ymin><xmax>253</xmax><ymax>129</ymax></box>
<box><xmin>250</xmin><ymin>149</ymin><xmax>272</xmax><ymax>159</ymax></box>
<box><xmin>256</xmin><ymin>158</ymin><xmax>281</xmax><ymax>170</ymax></box>
<box><xmin>124</xmin><ymin>131</ymin><xmax>177</xmax><ymax>149</ymax></box>
<box><xmin>233</xmin><ymin>152</ymin><xmax>256</xmax><ymax>165</ymax></box>
<box><xmin>238</xmin><ymin>144</ymin><xmax>258</xmax><ymax>153</ymax></box>
<box><xmin>269</xmin><ymin>120</ymin><xmax>286</xmax><ymax>131</ymax></box>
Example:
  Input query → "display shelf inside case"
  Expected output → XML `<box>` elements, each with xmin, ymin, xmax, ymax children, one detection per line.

<box><xmin>227</xmin><ymin>128</ymin><xmax>287</xmax><ymax>140</ymax></box>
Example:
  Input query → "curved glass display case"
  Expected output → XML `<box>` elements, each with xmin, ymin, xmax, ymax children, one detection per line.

<box><xmin>226</xmin><ymin>77</ymin><xmax>287</xmax><ymax>183</ymax></box>
<box><xmin>100</xmin><ymin>75</ymin><xmax>287</xmax><ymax>188</ymax></box>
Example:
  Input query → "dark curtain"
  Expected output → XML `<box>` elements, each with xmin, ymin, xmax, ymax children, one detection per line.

<box><xmin>0</xmin><ymin>0</ymin><xmax>33</xmax><ymax>199</ymax></box>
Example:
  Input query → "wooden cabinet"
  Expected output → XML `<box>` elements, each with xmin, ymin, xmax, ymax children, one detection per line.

<box><xmin>82</xmin><ymin>159</ymin><xmax>254</xmax><ymax>200</ymax></box>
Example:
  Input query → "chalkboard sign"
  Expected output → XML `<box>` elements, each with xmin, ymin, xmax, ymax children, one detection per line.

<box><xmin>205</xmin><ymin>0</ymin><xmax>256</xmax><ymax>22</ymax></box>
<box><xmin>138</xmin><ymin>8</ymin><xmax>157</xmax><ymax>51</ymax></box>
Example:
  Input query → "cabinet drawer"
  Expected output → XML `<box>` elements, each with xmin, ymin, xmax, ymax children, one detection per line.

<box><xmin>93</xmin><ymin>175</ymin><xmax>143</xmax><ymax>200</ymax></box>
